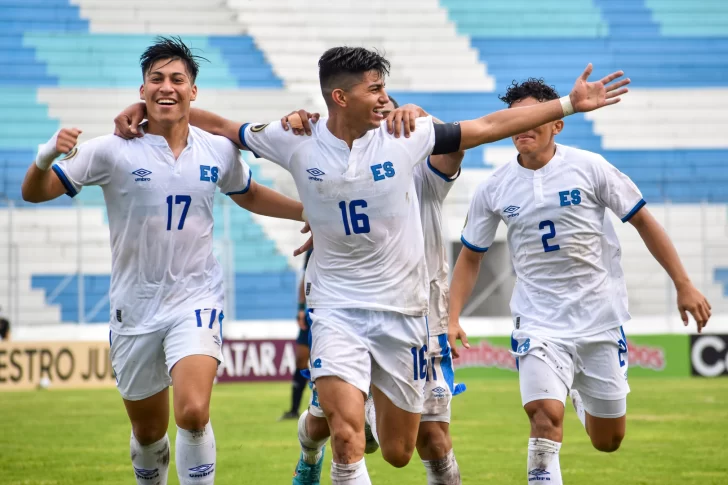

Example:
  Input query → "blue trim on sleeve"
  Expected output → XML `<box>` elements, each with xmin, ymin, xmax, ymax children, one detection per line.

<box><xmin>460</xmin><ymin>235</ymin><xmax>488</xmax><ymax>253</ymax></box>
<box><xmin>225</xmin><ymin>168</ymin><xmax>253</xmax><ymax>196</ymax></box>
<box><xmin>238</xmin><ymin>123</ymin><xmax>261</xmax><ymax>158</ymax></box>
<box><xmin>621</xmin><ymin>198</ymin><xmax>646</xmax><ymax>223</ymax></box>
<box><xmin>427</xmin><ymin>156</ymin><xmax>459</xmax><ymax>182</ymax></box>
<box><xmin>51</xmin><ymin>164</ymin><xmax>77</xmax><ymax>198</ymax></box>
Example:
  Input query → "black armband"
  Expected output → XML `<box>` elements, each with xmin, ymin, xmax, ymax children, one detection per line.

<box><xmin>432</xmin><ymin>122</ymin><xmax>462</xmax><ymax>155</ymax></box>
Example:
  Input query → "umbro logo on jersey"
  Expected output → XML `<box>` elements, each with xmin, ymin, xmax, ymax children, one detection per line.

<box><xmin>132</xmin><ymin>168</ymin><xmax>152</xmax><ymax>181</ymax></box>
<box><xmin>306</xmin><ymin>168</ymin><xmax>325</xmax><ymax>181</ymax></box>
<box><xmin>503</xmin><ymin>205</ymin><xmax>521</xmax><ymax>218</ymax></box>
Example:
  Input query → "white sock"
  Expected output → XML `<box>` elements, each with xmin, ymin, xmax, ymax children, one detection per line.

<box><xmin>363</xmin><ymin>397</ymin><xmax>379</xmax><ymax>445</ymax></box>
<box><xmin>331</xmin><ymin>458</ymin><xmax>372</xmax><ymax>485</ymax></box>
<box><xmin>570</xmin><ymin>389</ymin><xmax>587</xmax><ymax>429</ymax></box>
<box><xmin>175</xmin><ymin>422</ymin><xmax>216</xmax><ymax>484</ymax></box>
<box><xmin>422</xmin><ymin>449</ymin><xmax>461</xmax><ymax>485</ymax></box>
<box><xmin>130</xmin><ymin>432</ymin><xmax>170</xmax><ymax>485</ymax></box>
<box><xmin>527</xmin><ymin>438</ymin><xmax>562</xmax><ymax>484</ymax></box>
<box><xmin>298</xmin><ymin>410</ymin><xmax>328</xmax><ymax>465</ymax></box>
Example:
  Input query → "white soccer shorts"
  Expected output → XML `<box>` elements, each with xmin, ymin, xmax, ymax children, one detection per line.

<box><xmin>512</xmin><ymin>326</ymin><xmax>630</xmax><ymax>417</ymax></box>
<box><xmin>308</xmin><ymin>308</ymin><xmax>428</xmax><ymax>414</ymax></box>
<box><xmin>421</xmin><ymin>333</ymin><xmax>455</xmax><ymax>423</ymax></box>
<box><xmin>109</xmin><ymin>308</ymin><xmax>224</xmax><ymax>401</ymax></box>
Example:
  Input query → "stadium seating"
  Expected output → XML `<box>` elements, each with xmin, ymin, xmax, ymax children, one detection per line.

<box><xmin>1</xmin><ymin>0</ymin><xmax>727</xmax><ymax>323</ymax></box>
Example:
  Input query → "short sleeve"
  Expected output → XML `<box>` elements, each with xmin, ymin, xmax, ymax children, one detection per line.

<box><xmin>461</xmin><ymin>182</ymin><xmax>499</xmax><ymax>252</ymax></box>
<box><xmin>415</xmin><ymin>156</ymin><xmax>460</xmax><ymax>203</ymax></box>
<box><xmin>239</xmin><ymin>121</ymin><xmax>300</xmax><ymax>170</ymax></box>
<box><xmin>52</xmin><ymin>135</ymin><xmax>114</xmax><ymax>198</ymax></box>
<box><xmin>214</xmin><ymin>138</ymin><xmax>252</xmax><ymax>195</ymax></box>
<box><xmin>393</xmin><ymin>117</ymin><xmax>436</xmax><ymax>169</ymax></box>
<box><xmin>593</xmin><ymin>156</ymin><xmax>645</xmax><ymax>223</ymax></box>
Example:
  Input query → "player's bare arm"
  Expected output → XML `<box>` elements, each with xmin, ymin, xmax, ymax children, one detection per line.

<box><xmin>229</xmin><ymin>180</ymin><xmax>304</xmax><ymax>222</ymax></box>
<box><xmin>628</xmin><ymin>208</ymin><xmax>711</xmax><ymax>331</ymax></box>
<box><xmin>458</xmin><ymin>64</ymin><xmax>630</xmax><ymax>150</ymax></box>
<box><xmin>21</xmin><ymin>128</ymin><xmax>81</xmax><ymax>203</ymax></box>
<box><xmin>447</xmin><ymin>247</ymin><xmax>484</xmax><ymax>358</ymax></box>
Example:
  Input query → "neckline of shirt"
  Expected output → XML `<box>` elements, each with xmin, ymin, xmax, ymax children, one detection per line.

<box><xmin>511</xmin><ymin>144</ymin><xmax>565</xmax><ymax>179</ymax></box>
<box><xmin>138</xmin><ymin>124</ymin><xmax>195</xmax><ymax>149</ymax></box>
<box><xmin>317</xmin><ymin>116</ymin><xmax>376</xmax><ymax>151</ymax></box>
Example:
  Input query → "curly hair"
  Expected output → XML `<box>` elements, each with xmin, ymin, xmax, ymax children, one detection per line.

<box><xmin>140</xmin><ymin>36</ymin><xmax>208</xmax><ymax>82</ymax></box>
<box><xmin>498</xmin><ymin>78</ymin><xmax>559</xmax><ymax>107</ymax></box>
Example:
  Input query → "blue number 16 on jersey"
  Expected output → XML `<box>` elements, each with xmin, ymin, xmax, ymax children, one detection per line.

<box><xmin>339</xmin><ymin>200</ymin><xmax>370</xmax><ymax>235</ymax></box>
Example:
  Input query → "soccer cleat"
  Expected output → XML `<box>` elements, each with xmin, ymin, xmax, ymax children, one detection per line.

<box><xmin>279</xmin><ymin>410</ymin><xmax>300</xmax><ymax>421</ymax></box>
<box><xmin>292</xmin><ymin>445</ymin><xmax>325</xmax><ymax>485</ymax></box>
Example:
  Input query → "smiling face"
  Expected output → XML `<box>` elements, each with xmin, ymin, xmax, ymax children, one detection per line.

<box><xmin>340</xmin><ymin>70</ymin><xmax>390</xmax><ymax>131</ymax></box>
<box><xmin>510</xmin><ymin>96</ymin><xmax>563</xmax><ymax>156</ymax></box>
<box><xmin>140</xmin><ymin>58</ymin><xmax>197</xmax><ymax>125</ymax></box>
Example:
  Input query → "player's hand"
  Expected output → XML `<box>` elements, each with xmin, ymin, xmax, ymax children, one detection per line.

<box><xmin>55</xmin><ymin>128</ymin><xmax>82</xmax><ymax>155</ymax></box>
<box><xmin>282</xmin><ymin>110</ymin><xmax>320</xmax><ymax>136</ymax></box>
<box><xmin>386</xmin><ymin>104</ymin><xmax>426</xmax><ymax>138</ymax></box>
<box><xmin>293</xmin><ymin>222</ymin><xmax>313</xmax><ymax>256</ymax></box>
<box><xmin>568</xmin><ymin>64</ymin><xmax>630</xmax><ymax>113</ymax></box>
<box><xmin>677</xmin><ymin>283</ymin><xmax>711</xmax><ymax>333</ymax></box>
<box><xmin>448</xmin><ymin>318</ymin><xmax>470</xmax><ymax>359</ymax></box>
<box><xmin>114</xmin><ymin>102</ymin><xmax>147</xmax><ymax>139</ymax></box>
<box><xmin>297</xmin><ymin>310</ymin><xmax>308</xmax><ymax>331</ymax></box>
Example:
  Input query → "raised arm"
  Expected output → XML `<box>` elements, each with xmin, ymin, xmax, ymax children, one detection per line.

<box><xmin>458</xmin><ymin>64</ymin><xmax>630</xmax><ymax>150</ymax></box>
<box><xmin>21</xmin><ymin>129</ymin><xmax>80</xmax><ymax>203</ymax></box>
<box><xmin>628</xmin><ymin>208</ymin><xmax>711</xmax><ymax>331</ymax></box>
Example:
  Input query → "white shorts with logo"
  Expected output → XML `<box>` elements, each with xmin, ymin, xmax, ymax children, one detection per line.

<box><xmin>308</xmin><ymin>308</ymin><xmax>428</xmax><ymax>414</ymax></box>
<box><xmin>109</xmin><ymin>308</ymin><xmax>224</xmax><ymax>401</ymax></box>
<box><xmin>421</xmin><ymin>333</ymin><xmax>455</xmax><ymax>423</ymax></box>
<box><xmin>511</xmin><ymin>326</ymin><xmax>630</xmax><ymax>417</ymax></box>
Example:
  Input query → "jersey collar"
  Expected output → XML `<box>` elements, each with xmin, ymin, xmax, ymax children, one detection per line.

<box><xmin>511</xmin><ymin>143</ymin><xmax>565</xmax><ymax>179</ymax></box>
<box><xmin>318</xmin><ymin>116</ymin><xmax>376</xmax><ymax>151</ymax></box>
<box><xmin>138</xmin><ymin>123</ymin><xmax>195</xmax><ymax>148</ymax></box>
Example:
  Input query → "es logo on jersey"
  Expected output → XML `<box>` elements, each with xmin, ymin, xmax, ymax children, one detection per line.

<box><xmin>131</xmin><ymin>168</ymin><xmax>152</xmax><ymax>182</ymax></box>
<box><xmin>503</xmin><ymin>205</ymin><xmax>520</xmax><ymax>218</ymax></box>
<box><xmin>307</xmin><ymin>167</ymin><xmax>325</xmax><ymax>182</ymax></box>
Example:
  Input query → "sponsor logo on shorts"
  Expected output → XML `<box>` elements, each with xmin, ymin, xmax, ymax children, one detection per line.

<box><xmin>134</xmin><ymin>467</ymin><xmax>159</xmax><ymax>480</ymax></box>
<box><xmin>516</xmin><ymin>338</ymin><xmax>531</xmax><ymax>354</ymax></box>
<box><xmin>432</xmin><ymin>386</ymin><xmax>447</xmax><ymax>399</ymax></box>
<box><xmin>312</xmin><ymin>358</ymin><xmax>322</xmax><ymax>369</ymax></box>
<box><xmin>213</xmin><ymin>334</ymin><xmax>221</xmax><ymax>346</ymax></box>
<box><xmin>528</xmin><ymin>468</ymin><xmax>550</xmax><ymax>481</ymax></box>
<box><xmin>189</xmin><ymin>463</ymin><xmax>215</xmax><ymax>478</ymax></box>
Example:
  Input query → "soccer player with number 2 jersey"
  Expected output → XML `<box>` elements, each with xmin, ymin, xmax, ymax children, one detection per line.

<box><xmin>448</xmin><ymin>78</ymin><xmax>711</xmax><ymax>485</ymax></box>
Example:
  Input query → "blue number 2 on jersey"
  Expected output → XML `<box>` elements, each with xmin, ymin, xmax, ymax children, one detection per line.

<box><xmin>539</xmin><ymin>220</ymin><xmax>560</xmax><ymax>252</ymax></box>
<box><xmin>339</xmin><ymin>200</ymin><xmax>370</xmax><ymax>235</ymax></box>
<box><xmin>166</xmin><ymin>195</ymin><xmax>191</xmax><ymax>230</ymax></box>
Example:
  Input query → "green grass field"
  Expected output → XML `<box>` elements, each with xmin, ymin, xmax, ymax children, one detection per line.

<box><xmin>1</xmin><ymin>377</ymin><xmax>727</xmax><ymax>484</ymax></box>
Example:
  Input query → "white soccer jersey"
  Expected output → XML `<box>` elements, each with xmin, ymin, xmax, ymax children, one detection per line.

<box><xmin>461</xmin><ymin>144</ymin><xmax>643</xmax><ymax>339</ymax></box>
<box><xmin>414</xmin><ymin>158</ymin><xmax>459</xmax><ymax>334</ymax></box>
<box><xmin>241</xmin><ymin>117</ymin><xmax>436</xmax><ymax>316</ymax></box>
<box><xmin>53</xmin><ymin>126</ymin><xmax>252</xmax><ymax>335</ymax></box>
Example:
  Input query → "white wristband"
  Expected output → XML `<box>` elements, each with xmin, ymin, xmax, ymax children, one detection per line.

<box><xmin>35</xmin><ymin>130</ymin><xmax>61</xmax><ymax>171</ymax></box>
<box><xmin>559</xmin><ymin>96</ymin><xmax>575</xmax><ymax>117</ymax></box>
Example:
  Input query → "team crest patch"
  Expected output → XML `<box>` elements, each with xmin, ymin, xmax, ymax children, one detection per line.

<box><xmin>251</xmin><ymin>123</ymin><xmax>268</xmax><ymax>133</ymax></box>
<box><xmin>59</xmin><ymin>147</ymin><xmax>78</xmax><ymax>161</ymax></box>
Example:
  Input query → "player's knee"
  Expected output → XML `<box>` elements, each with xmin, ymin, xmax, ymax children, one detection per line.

<box><xmin>306</xmin><ymin>413</ymin><xmax>330</xmax><ymax>441</ymax></box>
<box><xmin>526</xmin><ymin>404</ymin><xmax>563</xmax><ymax>439</ymax></box>
<box><xmin>175</xmin><ymin>399</ymin><xmax>210</xmax><ymax>431</ymax></box>
<box><xmin>132</xmin><ymin>421</ymin><xmax>167</xmax><ymax>445</ymax></box>
<box><xmin>590</xmin><ymin>431</ymin><xmax>624</xmax><ymax>453</ymax></box>
<box><xmin>328</xmin><ymin>418</ymin><xmax>364</xmax><ymax>457</ymax></box>
<box><xmin>416</xmin><ymin>424</ymin><xmax>451</xmax><ymax>460</ymax></box>
<box><xmin>380</xmin><ymin>443</ymin><xmax>414</xmax><ymax>468</ymax></box>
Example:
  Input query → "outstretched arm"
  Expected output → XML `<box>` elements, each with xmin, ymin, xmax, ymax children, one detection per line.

<box><xmin>458</xmin><ymin>64</ymin><xmax>630</xmax><ymax>150</ymax></box>
<box><xmin>230</xmin><ymin>180</ymin><xmax>304</xmax><ymax>222</ymax></box>
<box><xmin>629</xmin><ymin>208</ymin><xmax>711</xmax><ymax>331</ymax></box>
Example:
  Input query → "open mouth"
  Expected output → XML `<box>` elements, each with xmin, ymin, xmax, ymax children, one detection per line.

<box><xmin>373</xmin><ymin>107</ymin><xmax>387</xmax><ymax>119</ymax></box>
<box><xmin>156</xmin><ymin>98</ymin><xmax>177</xmax><ymax>106</ymax></box>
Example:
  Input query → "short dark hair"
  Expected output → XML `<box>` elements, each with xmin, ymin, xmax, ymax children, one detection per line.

<box><xmin>388</xmin><ymin>95</ymin><xmax>399</xmax><ymax>109</ymax></box>
<box><xmin>499</xmin><ymin>78</ymin><xmax>559</xmax><ymax>107</ymax></box>
<box><xmin>140</xmin><ymin>36</ymin><xmax>207</xmax><ymax>83</ymax></box>
<box><xmin>318</xmin><ymin>47</ymin><xmax>391</xmax><ymax>103</ymax></box>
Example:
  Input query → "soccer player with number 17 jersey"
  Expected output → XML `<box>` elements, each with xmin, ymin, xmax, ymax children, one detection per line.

<box><xmin>448</xmin><ymin>79</ymin><xmax>711</xmax><ymax>485</ymax></box>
